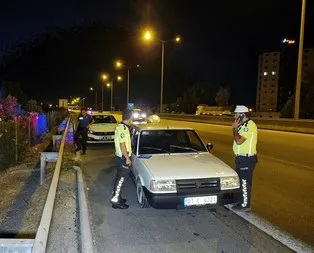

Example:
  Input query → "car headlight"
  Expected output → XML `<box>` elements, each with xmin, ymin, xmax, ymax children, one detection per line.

<box><xmin>220</xmin><ymin>176</ymin><xmax>240</xmax><ymax>190</ymax></box>
<box><xmin>141</xmin><ymin>113</ymin><xmax>146</xmax><ymax>118</ymax></box>
<box><xmin>150</xmin><ymin>180</ymin><xmax>176</xmax><ymax>192</ymax></box>
<box><xmin>88</xmin><ymin>130</ymin><xmax>94</xmax><ymax>134</ymax></box>
<box><xmin>133</xmin><ymin>112</ymin><xmax>139</xmax><ymax>118</ymax></box>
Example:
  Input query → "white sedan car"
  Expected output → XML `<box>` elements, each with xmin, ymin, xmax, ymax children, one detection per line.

<box><xmin>130</xmin><ymin>124</ymin><xmax>241</xmax><ymax>209</ymax></box>
<box><xmin>87</xmin><ymin>113</ymin><xmax>118</xmax><ymax>143</ymax></box>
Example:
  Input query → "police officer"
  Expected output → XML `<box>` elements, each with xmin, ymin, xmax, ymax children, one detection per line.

<box><xmin>74</xmin><ymin>107</ymin><xmax>94</xmax><ymax>155</ymax></box>
<box><xmin>231</xmin><ymin>105</ymin><xmax>258</xmax><ymax>212</ymax></box>
<box><xmin>111</xmin><ymin>109</ymin><xmax>133</xmax><ymax>209</ymax></box>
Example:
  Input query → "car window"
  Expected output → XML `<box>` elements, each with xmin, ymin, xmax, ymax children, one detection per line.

<box><xmin>186</xmin><ymin>131</ymin><xmax>206</xmax><ymax>150</ymax></box>
<box><xmin>92</xmin><ymin>115</ymin><xmax>117</xmax><ymax>124</ymax></box>
<box><xmin>131</xmin><ymin>130</ymin><xmax>139</xmax><ymax>154</ymax></box>
<box><xmin>138</xmin><ymin>129</ymin><xmax>206</xmax><ymax>155</ymax></box>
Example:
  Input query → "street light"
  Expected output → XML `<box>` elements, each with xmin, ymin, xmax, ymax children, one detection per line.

<box><xmin>115</xmin><ymin>60</ymin><xmax>123</xmax><ymax>69</ymax></box>
<box><xmin>115</xmin><ymin>60</ymin><xmax>141</xmax><ymax>105</ymax></box>
<box><xmin>89</xmin><ymin>87</ymin><xmax>97</xmax><ymax>110</ymax></box>
<box><xmin>294</xmin><ymin>0</ymin><xmax>306</xmax><ymax>120</ymax></box>
<box><xmin>102</xmin><ymin>74</ymin><xmax>123</xmax><ymax>111</ymax></box>
<box><xmin>144</xmin><ymin>30</ymin><xmax>152</xmax><ymax>41</ymax></box>
<box><xmin>100</xmin><ymin>74</ymin><xmax>111</xmax><ymax>111</ymax></box>
<box><xmin>143</xmin><ymin>28</ymin><xmax>181</xmax><ymax>112</ymax></box>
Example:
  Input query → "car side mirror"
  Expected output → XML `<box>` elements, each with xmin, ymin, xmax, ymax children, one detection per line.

<box><xmin>207</xmin><ymin>143</ymin><xmax>214</xmax><ymax>151</ymax></box>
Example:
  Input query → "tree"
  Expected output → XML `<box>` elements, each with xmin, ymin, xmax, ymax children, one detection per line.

<box><xmin>179</xmin><ymin>85</ymin><xmax>204</xmax><ymax>114</ymax></box>
<box><xmin>215</xmin><ymin>87</ymin><xmax>230</xmax><ymax>106</ymax></box>
<box><xmin>1</xmin><ymin>95</ymin><xmax>18</xmax><ymax>120</ymax></box>
<box><xmin>281</xmin><ymin>70</ymin><xmax>314</xmax><ymax>118</ymax></box>
<box><xmin>25</xmin><ymin>99</ymin><xmax>43</xmax><ymax>113</ymax></box>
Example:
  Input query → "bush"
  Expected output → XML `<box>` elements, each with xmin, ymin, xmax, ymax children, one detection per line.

<box><xmin>0</xmin><ymin>109</ymin><xmax>68</xmax><ymax>170</ymax></box>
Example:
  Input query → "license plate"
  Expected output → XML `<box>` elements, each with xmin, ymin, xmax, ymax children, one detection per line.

<box><xmin>184</xmin><ymin>196</ymin><xmax>217</xmax><ymax>206</ymax></box>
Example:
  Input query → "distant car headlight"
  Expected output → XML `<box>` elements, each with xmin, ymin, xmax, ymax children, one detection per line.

<box><xmin>150</xmin><ymin>180</ymin><xmax>176</xmax><ymax>192</ymax></box>
<box><xmin>133</xmin><ymin>112</ymin><xmax>139</xmax><ymax>119</ymax></box>
<box><xmin>141</xmin><ymin>113</ymin><xmax>146</xmax><ymax>118</ymax></box>
<box><xmin>220</xmin><ymin>176</ymin><xmax>240</xmax><ymax>190</ymax></box>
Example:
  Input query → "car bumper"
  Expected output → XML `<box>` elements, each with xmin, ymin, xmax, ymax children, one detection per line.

<box><xmin>87</xmin><ymin>134</ymin><xmax>114</xmax><ymax>143</ymax></box>
<box><xmin>143</xmin><ymin>187</ymin><xmax>241</xmax><ymax>209</ymax></box>
<box><xmin>132</xmin><ymin>119</ymin><xmax>147</xmax><ymax>124</ymax></box>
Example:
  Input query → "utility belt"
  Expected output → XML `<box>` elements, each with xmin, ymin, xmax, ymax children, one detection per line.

<box><xmin>236</xmin><ymin>154</ymin><xmax>257</xmax><ymax>157</ymax></box>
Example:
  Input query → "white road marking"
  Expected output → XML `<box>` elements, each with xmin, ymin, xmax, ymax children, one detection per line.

<box><xmin>226</xmin><ymin>205</ymin><xmax>314</xmax><ymax>253</ymax></box>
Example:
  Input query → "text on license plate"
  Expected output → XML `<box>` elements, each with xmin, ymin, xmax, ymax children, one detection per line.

<box><xmin>184</xmin><ymin>196</ymin><xmax>217</xmax><ymax>206</ymax></box>
<box><xmin>101</xmin><ymin>136</ymin><xmax>113</xmax><ymax>140</ymax></box>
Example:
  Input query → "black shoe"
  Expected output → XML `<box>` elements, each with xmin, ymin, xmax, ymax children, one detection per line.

<box><xmin>120</xmin><ymin>198</ymin><xmax>127</xmax><ymax>204</ymax></box>
<box><xmin>82</xmin><ymin>150</ymin><xmax>86</xmax><ymax>155</ymax></box>
<box><xmin>75</xmin><ymin>148</ymin><xmax>81</xmax><ymax>152</ymax></box>
<box><xmin>112</xmin><ymin>202</ymin><xmax>129</xmax><ymax>209</ymax></box>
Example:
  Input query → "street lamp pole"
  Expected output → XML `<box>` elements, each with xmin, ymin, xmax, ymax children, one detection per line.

<box><xmin>101</xmin><ymin>85</ymin><xmax>104</xmax><ymax>111</ymax></box>
<box><xmin>160</xmin><ymin>41</ymin><xmax>165</xmax><ymax>113</ymax></box>
<box><xmin>110</xmin><ymin>79</ymin><xmax>114</xmax><ymax>111</ymax></box>
<box><xmin>294</xmin><ymin>0</ymin><xmax>306</xmax><ymax>120</ymax></box>
<box><xmin>127</xmin><ymin>68</ymin><xmax>130</xmax><ymax>105</ymax></box>
<box><xmin>95</xmin><ymin>92</ymin><xmax>97</xmax><ymax>110</ymax></box>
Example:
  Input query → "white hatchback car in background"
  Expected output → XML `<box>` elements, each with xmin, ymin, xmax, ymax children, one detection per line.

<box><xmin>87</xmin><ymin>113</ymin><xmax>118</xmax><ymax>143</ymax></box>
<box><xmin>130</xmin><ymin>123</ymin><xmax>241</xmax><ymax>209</ymax></box>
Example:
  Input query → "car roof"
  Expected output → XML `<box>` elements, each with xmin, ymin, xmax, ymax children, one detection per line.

<box><xmin>90</xmin><ymin>112</ymin><xmax>114</xmax><ymax>117</ymax></box>
<box><xmin>132</xmin><ymin>123</ymin><xmax>193</xmax><ymax>131</ymax></box>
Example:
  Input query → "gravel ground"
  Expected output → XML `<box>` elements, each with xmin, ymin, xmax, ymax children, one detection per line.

<box><xmin>0</xmin><ymin>122</ymin><xmax>81</xmax><ymax>253</ymax></box>
<box><xmin>46</xmin><ymin>166</ymin><xmax>80</xmax><ymax>253</ymax></box>
<box><xmin>0</xmin><ymin>131</ymin><xmax>55</xmax><ymax>237</ymax></box>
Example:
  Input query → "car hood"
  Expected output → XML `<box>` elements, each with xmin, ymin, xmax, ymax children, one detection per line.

<box><xmin>140</xmin><ymin>153</ymin><xmax>237</xmax><ymax>180</ymax></box>
<box><xmin>89</xmin><ymin>123</ymin><xmax>116</xmax><ymax>132</ymax></box>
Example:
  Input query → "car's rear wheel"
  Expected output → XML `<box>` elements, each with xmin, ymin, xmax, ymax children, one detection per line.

<box><xmin>136</xmin><ymin>179</ymin><xmax>150</xmax><ymax>208</ymax></box>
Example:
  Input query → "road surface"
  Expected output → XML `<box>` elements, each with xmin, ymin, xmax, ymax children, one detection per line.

<box><xmin>80</xmin><ymin>145</ymin><xmax>293</xmax><ymax>253</ymax></box>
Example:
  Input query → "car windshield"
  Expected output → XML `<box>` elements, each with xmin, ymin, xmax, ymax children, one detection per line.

<box><xmin>138</xmin><ymin>129</ymin><xmax>207</xmax><ymax>155</ymax></box>
<box><xmin>92</xmin><ymin>115</ymin><xmax>117</xmax><ymax>124</ymax></box>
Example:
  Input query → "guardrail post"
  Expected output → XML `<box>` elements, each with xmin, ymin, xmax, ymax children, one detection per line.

<box><xmin>52</xmin><ymin>135</ymin><xmax>62</xmax><ymax>151</ymax></box>
<box><xmin>40</xmin><ymin>152</ymin><xmax>59</xmax><ymax>185</ymax></box>
<box><xmin>40</xmin><ymin>154</ymin><xmax>46</xmax><ymax>185</ymax></box>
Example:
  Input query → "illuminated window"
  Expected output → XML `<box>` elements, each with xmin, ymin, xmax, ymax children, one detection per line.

<box><xmin>272</xmin><ymin>71</ymin><xmax>276</xmax><ymax>75</ymax></box>
<box><xmin>263</xmin><ymin>71</ymin><xmax>268</xmax><ymax>76</ymax></box>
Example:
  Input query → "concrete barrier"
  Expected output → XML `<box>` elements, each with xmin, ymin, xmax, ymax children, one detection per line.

<box><xmin>159</xmin><ymin>113</ymin><xmax>314</xmax><ymax>134</ymax></box>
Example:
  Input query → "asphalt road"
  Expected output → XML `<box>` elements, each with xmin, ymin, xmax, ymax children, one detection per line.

<box><xmin>80</xmin><ymin>145</ymin><xmax>293</xmax><ymax>253</ymax></box>
<box><xmin>161</xmin><ymin>119</ymin><xmax>314</xmax><ymax>247</ymax></box>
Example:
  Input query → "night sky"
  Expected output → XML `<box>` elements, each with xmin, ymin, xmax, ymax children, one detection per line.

<box><xmin>0</xmin><ymin>0</ymin><xmax>314</xmax><ymax>108</ymax></box>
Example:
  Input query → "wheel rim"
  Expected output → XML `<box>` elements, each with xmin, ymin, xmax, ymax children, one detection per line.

<box><xmin>137</xmin><ymin>183</ymin><xmax>143</xmax><ymax>204</ymax></box>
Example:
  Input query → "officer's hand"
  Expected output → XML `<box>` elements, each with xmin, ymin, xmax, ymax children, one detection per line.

<box><xmin>126</xmin><ymin>157</ymin><xmax>132</xmax><ymax>166</ymax></box>
<box><xmin>232</xmin><ymin>118</ymin><xmax>241</xmax><ymax>129</ymax></box>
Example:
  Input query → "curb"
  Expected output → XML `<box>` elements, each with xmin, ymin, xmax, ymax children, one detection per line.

<box><xmin>74</xmin><ymin>166</ymin><xmax>95</xmax><ymax>253</ymax></box>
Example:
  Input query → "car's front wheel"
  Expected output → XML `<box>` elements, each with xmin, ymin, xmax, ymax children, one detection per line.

<box><xmin>136</xmin><ymin>179</ymin><xmax>150</xmax><ymax>208</ymax></box>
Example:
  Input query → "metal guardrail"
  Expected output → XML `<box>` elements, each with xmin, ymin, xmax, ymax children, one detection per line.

<box><xmin>0</xmin><ymin>116</ymin><xmax>71</xmax><ymax>252</ymax></box>
<box><xmin>159</xmin><ymin>113</ymin><xmax>314</xmax><ymax>134</ymax></box>
<box><xmin>32</xmin><ymin>116</ymin><xmax>71</xmax><ymax>252</ymax></box>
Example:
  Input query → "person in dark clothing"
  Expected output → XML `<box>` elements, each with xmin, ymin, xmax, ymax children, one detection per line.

<box><xmin>74</xmin><ymin>107</ymin><xmax>94</xmax><ymax>154</ymax></box>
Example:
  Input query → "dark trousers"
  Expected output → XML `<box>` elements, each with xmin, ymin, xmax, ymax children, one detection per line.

<box><xmin>235</xmin><ymin>155</ymin><xmax>257</xmax><ymax>208</ymax></box>
<box><xmin>74</xmin><ymin>128</ymin><xmax>88</xmax><ymax>151</ymax></box>
<box><xmin>111</xmin><ymin>156</ymin><xmax>131</xmax><ymax>203</ymax></box>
